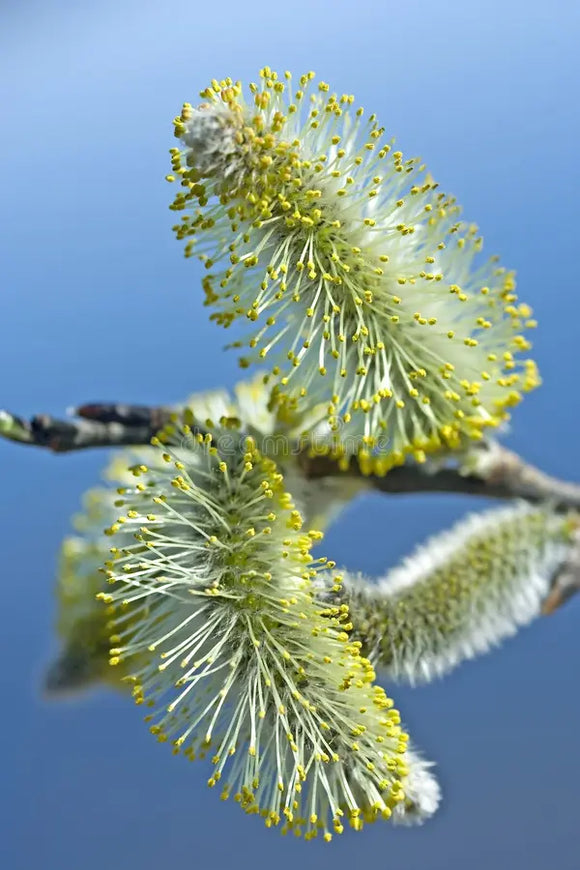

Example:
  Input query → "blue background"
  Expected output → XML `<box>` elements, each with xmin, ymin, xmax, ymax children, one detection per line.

<box><xmin>1</xmin><ymin>1</ymin><xmax>579</xmax><ymax>867</ymax></box>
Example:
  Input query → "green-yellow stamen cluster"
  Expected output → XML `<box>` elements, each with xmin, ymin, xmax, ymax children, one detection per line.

<box><xmin>169</xmin><ymin>67</ymin><xmax>539</xmax><ymax>471</ymax></box>
<box><xmin>45</xmin><ymin>491</ymin><xmax>147</xmax><ymax>695</ymax></box>
<box><xmin>43</xmin><ymin>378</ymin><xmax>368</xmax><ymax>696</ymax></box>
<box><xmin>342</xmin><ymin>503</ymin><xmax>577</xmax><ymax>683</ymax></box>
<box><xmin>45</xmin><ymin>536</ymin><xmax>127</xmax><ymax>694</ymax></box>
<box><xmin>102</xmin><ymin>413</ymin><xmax>410</xmax><ymax>839</ymax></box>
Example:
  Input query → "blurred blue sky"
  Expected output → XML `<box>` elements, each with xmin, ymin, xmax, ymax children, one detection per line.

<box><xmin>1</xmin><ymin>1</ymin><xmax>579</xmax><ymax>868</ymax></box>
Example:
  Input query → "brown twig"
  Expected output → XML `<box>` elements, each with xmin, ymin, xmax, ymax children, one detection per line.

<box><xmin>2</xmin><ymin>403</ymin><xmax>580</xmax><ymax>512</ymax></box>
<box><xmin>299</xmin><ymin>442</ymin><xmax>580</xmax><ymax>512</ymax></box>
<box><xmin>0</xmin><ymin>405</ymin><xmax>172</xmax><ymax>453</ymax></box>
<box><xmin>542</xmin><ymin>526</ymin><xmax>580</xmax><ymax>614</ymax></box>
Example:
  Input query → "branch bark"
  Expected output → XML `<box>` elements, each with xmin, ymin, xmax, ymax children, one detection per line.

<box><xmin>0</xmin><ymin>405</ymin><xmax>172</xmax><ymax>453</ymax></box>
<box><xmin>300</xmin><ymin>442</ymin><xmax>580</xmax><ymax>511</ymax></box>
<box><xmin>2</xmin><ymin>402</ymin><xmax>580</xmax><ymax>511</ymax></box>
<box><xmin>542</xmin><ymin>526</ymin><xmax>580</xmax><ymax>614</ymax></box>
